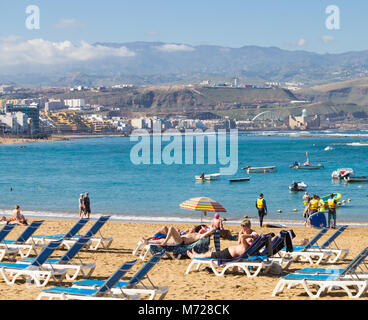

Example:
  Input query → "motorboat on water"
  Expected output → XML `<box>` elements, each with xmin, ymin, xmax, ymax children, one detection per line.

<box><xmin>344</xmin><ymin>176</ymin><xmax>368</xmax><ymax>183</ymax></box>
<box><xmin>331</xmin><ymin>168</ymin><xmax>354</xmax><ymax>180</ymax></box>
<box><xmin>242</xmin><ymin>166</ymin><xmax>276</xmax><ymax>173</ymax></box>
<box><xmin>195</xmin><ymin>173</ymin><xmax>221</xmax><ymax>181</ymax></box>
<box><xmin>289</xmin><ymin>181</ymin><xmax>308</xmax><ymax>192</ymax></box>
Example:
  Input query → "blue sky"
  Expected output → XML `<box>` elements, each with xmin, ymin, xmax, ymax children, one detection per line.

<box><xmin>0</xmin><ymin>0</ymin><xmax>366</xmax><ymax>54</ymax></box>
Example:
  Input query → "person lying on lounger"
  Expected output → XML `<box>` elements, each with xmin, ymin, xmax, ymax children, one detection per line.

<box><xmin>186</xmin><ymin>219</ymin><xmax>258</xmax><ymax>260</ymax></box>
<box><xmin>142</xmin><ymin>226</ymin><xmax>215</xmax><ymax>246</ymax></box>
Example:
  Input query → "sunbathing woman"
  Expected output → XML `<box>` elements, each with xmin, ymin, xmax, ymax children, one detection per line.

<box><xmin>143</xmin><ymin>226</ymin><xmax>215</xmax><ymax>246</ymax></box>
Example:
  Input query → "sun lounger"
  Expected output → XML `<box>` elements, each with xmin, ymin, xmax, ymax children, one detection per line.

<box><xmin>135</xmin><ymin>233</ymin><xmax>212</xmax><ymax>260</ymax></box>
<box><xmin>39</xmin><ymin>252</ymin><xmax>168</xmax><ymax>300</ymax></box>
<box><xmin>291</xmin><ymin>225</ymin><xmax>349</xmax><ymax>263</ymax></box>
<box><xmin>30</xmin><ymin>218</ymin><xmax>89</xmax><ymax>245</ymax></box>
<box><xmin>17</xmin><ymin>233</ymin><xmax>96</xmax><ymax>280</ymax></box>
<box><xmin>279</xmin><ymin>227</ymin><xmax>334</xmax><ymax>265</ymax></box>
<box><xmin>61</xmin><ymin>216</ymin><xmax>113</xmax><ymax>250</ymax></box>
<box><xmin>186</xmin><ymin>233</ymin><xmax>278</xmax><ymax>277</ymax></box>
<box><xmin>71</xmin><ymin>252</ymin><xmax>168</xmax><ymax>300</ymax></box>
<box><xmin>0</xmin><ymin>224</ymin><xmax>20</xmax><ymax>261</ymax></box>
<box><xmin>272</xmin><ymin>247</ymin><xmax>368</xmax><ymax>298</ymax></box>
<box><xmin>0</xmin><ymin>220</ymin><xmax>45</xmax><ymax>258</ymax></box>
<box><xmin>37</xmin><ymin>259</ymin><xmax>139</xmax><ymax>300</ymax></box>
<box><xmin>0</xmin><ymin>239</ymin><xmax>67</xmax><ymax>287</ymax></box>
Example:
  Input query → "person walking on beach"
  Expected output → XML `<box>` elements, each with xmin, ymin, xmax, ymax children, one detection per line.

<box><xmin>83</xmin><ymin>192</ymin><xmax>91</xmax><ymax>219</ymax></box>
<box><xmin>256</xmin><ymin>193</ymin><xmax>267</xmax><ymax>227</ymax></box>
<box><xmin>79</xmin><ymin>194</ymin><xmax>85</xmax><ymax>218</ymax></box>
<box><xmin>327</xmin><ymin>194</ymin><xmax>337</xmax><ymax>229</ymax></box>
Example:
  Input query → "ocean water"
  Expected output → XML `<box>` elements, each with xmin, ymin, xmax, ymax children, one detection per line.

<box><xmin>0</xmin><ymin>131</ymin><xmax>368</xmax><ymax>225</ymax></box>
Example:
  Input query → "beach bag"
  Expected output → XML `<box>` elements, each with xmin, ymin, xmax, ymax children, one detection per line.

<box><xmin>265</xmin><ymin>262</ymin><xmax>282</xmax><ymax>275</ymax></box>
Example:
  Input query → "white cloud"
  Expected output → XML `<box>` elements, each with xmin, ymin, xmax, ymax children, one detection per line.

<box><xmin>297</xmin><ymin>38</ymin><xmax>307</xmax><ymax>47</ymax></box>
<box><xmin>321</xmin><ymin>35</ymin><xmax>336</xmax><ymax>44</ymax></box>
<box><xmin>54</xmin><ymin>18</ymin><xmax>83</xmax><ymax>30</ymax></box>
<box><xmin>0</xmin><ymin>38</ymin><xmax>135</xmax><ymax>67</ymax></box>
<box><xmin>157</xmin><ymin>44</ymin><xmax>195</xmax><ymax>52</ymax></box>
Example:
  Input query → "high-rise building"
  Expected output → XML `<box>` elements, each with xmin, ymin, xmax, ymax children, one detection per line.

<box><xmin>5</xmin><ymin>103</ymin><xmax>40</xmax><ymax>133</ymax></box>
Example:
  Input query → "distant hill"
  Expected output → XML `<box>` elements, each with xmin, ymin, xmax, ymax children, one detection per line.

<box><xmin>51</xmin><ymin>85</ymin><xmax>296</xmax><ymax>114</ymax></box>
<box><xmin>298</xmin><ymin>77</ymin><xmax>368</xmax><ymax>106</ymax></box>
<box><xmin>2</xmin><ymin>41</ymin><xmax>368</xmax><ymax>87</ymax></box>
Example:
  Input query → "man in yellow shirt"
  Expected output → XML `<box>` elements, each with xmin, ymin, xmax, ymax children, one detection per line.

<box><xmin>255</xmin><ymin>194</ymin><xmax>267</xmax><ymax>227</ymax></box>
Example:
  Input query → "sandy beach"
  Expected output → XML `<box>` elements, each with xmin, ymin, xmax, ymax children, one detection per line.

<box><xmin>0</xmin><ymin>218</ymin><xmax>367</xmax><ymax>300</ymax></box>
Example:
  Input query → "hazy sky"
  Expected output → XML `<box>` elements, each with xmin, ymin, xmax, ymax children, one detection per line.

<box><xmin>0</xmin><ymin>1</ymin><xmax>366</xmax><ymax>54</ymax></box>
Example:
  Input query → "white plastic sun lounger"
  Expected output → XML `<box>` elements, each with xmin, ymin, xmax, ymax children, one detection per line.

<box><xmin>71</xmin><ymin>252</ymin><xmax>169</xmax><ymax>300</ymax></box>
<box><xmin>37</xmin><ymin>259</ymin><xmax>139</xmax><ymax>300</ymax></box>
<box><xmin>18</xmin><ymin>233</ymin><xmax>96</xmax><ymax>280</ymax></box>
<box><xmin>273</xmin><ymin>247</ymin><xmax>368</xmax><ymax>298</ymax></box>
<box><xmin>0</xmin><ymin>239</ymin><xmax>66</xmax><ymax>287</ymax></box>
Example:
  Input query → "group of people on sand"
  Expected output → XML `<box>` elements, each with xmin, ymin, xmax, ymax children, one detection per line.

<box><xmin>1</xmin><ymin>205</ymin><xmax>28</xmax><ymax>226</ymax></box>
<box><xmin>140</xmin><ymin>212</ymin><xmax>259</xmax><ymax>262</ymax></box>
<box><xmin>141</xmin><ymin>213</ymin><xmax>231</xmax><ymax>247</ymax></box>
<box><xmin>303</xmin><ymin>192</ymin><xmax>337</xmax><ymax>228</ymax></box>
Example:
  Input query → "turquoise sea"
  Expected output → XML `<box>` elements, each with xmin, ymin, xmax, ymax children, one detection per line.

<box><xmin>1</xmin><ymin>130</ymin><xmax>368</xmax><ymax>226</ymax></box>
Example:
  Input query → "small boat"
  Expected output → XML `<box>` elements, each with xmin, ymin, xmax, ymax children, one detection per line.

<box><xmin>242</xmin><ymin>166</ymin><xmax>276</xmax><ymax>173</ymax></box>
<box><xmin>289</xmin><ymin>181</ymin><xmax>308</xmax><ymax>192</ymax></box>
<box><xmin>229</xmin><ymin>177</ymin><xmax>250</xmax><ymax>183</ymax></box>
<box><xmin>195</xmin><ymin>173</ymin><xmax>221</xmax><ymax>181</ymax></box>
<box><xmin>290</xmin><ymin>163</ymin><xmax>324</xmax><ymax>170</ymax></box>
<box><xmin>290</xmin><ymin>152</ymin><xmax>323</xmax><ymax>170</ymax></box>
<box><xmin>344</xmin><ymin>176</ymin><xmax>368</xmax><ymax>183</ymax></box>
<box><xmin>331</xmin><ymin>168</ymin><xmax>354</xmax><ymax>180</ymax></box>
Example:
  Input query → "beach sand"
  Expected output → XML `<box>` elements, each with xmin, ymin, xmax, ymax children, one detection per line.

<box><xmin>0</xmin><ymin>218</ymin><xmax>367</xmax><ymax>300</ymax></box>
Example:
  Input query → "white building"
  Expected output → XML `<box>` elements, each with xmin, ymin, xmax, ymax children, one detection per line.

<box><xmin>0</xmin><ymin>112</ymin><xmax>29</xmax><ymax>133</ymax></box>
<box><xmin>131</xmin><ymin>118</ymin><xmax>146</xmax><ymax>129</ymax></box>
<box><xmin>64</xmin><ymin>99</ymin><xmax>86</xmax><ymax>110</ymax></box>
<box><xmin>45</xmin><ymin>99</ymin><xmax>65</xmax><ymax>112</ymax></box>
<box><xmin>0</xmin><ymin>85</ymin><xmax>14</xmax><ymax>94</ymax></box>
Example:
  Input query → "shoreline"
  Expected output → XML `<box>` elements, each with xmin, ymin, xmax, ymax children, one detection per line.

<box><xmin>3</xmin><ymin>208</ymin><xmax>368</xmax><ymax>228</ymax></box>
<box><xmin>1</xmin><ymin>129</ymin><xmax>368</xmax><ymax>145</ymax></box>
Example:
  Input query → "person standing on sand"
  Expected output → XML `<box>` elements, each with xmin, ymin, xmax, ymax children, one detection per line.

<box><xmin>255</xmin><ymin>193</ymin><xmax>267</xmax><ymax>227</ymax></box>
<box><xmin>327</xmin><ymin>194</ymin><xmax>337</xmax><ymax>229</ymax></box>
<box><xmin>83</xmin><ymin>192</ymin><xmax>91</xmax><ymax>219</ymax></box>
<box><xmin>79</xmin><ymin>194</ymin><xmax>85</xmax><ymax>218</ymax></box>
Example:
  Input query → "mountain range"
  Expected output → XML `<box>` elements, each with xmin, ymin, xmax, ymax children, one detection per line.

<box><xmin>1</xmin><ymin>41</ymin><xmax>368</xmax><ymax>88</ymax></box>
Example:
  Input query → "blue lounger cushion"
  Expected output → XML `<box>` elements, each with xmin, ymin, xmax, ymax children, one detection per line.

<box><xmin>282</xmin><ymin>273</ymin><xmax>340</xmax><ymax>281</ymax></box>
<box><xmin>42</xmin><ymin>286</ymin><xmax>99</xmax><ymax>296</ymax></box>
<box><xmin>295</xmin><ymin>268</ymin><xmax>345</xmax><ymax>274</ymax></box>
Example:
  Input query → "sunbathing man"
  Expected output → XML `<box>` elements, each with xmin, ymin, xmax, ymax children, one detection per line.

<box><xmin>186</xmin><ymin>219</ymin><xmax>258</xmax><ymax>260</ymax></box>
<box><xmin>143</xmin><ymin>226</ymin><xmax>215</xmax><ymax>246</ymax></box>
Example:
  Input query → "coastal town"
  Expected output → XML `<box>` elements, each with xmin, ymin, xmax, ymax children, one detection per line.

<box><xmin>1</xmin><ymin>80</ymin><xmax>367</xmax><ymax>140</ymax></box>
